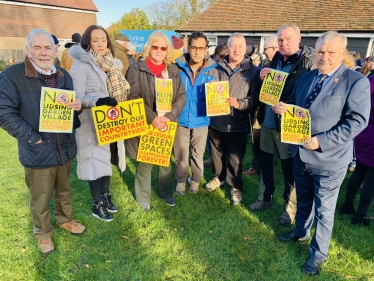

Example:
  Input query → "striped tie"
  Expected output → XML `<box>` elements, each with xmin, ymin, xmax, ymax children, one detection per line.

<box><xmin>305</xmin><ymin>74</ymin><xmax>328</xmax><ymax>109</ymax></box>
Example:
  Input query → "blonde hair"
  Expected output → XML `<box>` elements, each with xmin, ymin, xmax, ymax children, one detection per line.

<box><xmin>343</xmin><ymin>50</ymin><xmax>355</xmax><ymax>69</ymax></box>
<box><xmin>142</xmin><ymin>31</ymin><xmax>173</xmax><ymax>66</ymax></box>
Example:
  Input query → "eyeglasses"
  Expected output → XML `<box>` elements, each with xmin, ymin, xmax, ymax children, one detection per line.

<box><xmin>264</xmin><ymin>46</ymin><xmax>278</xmax><ymax>51</ymax></box>
<box><xmin>190</xmin><ymin>46</ymin><xmax>207</xmax><ymax>52</ymax></box>
<box><xmin>152</xmin><ymin>45</ymin><xmax>167</xmax><ymax>51</ymax></box>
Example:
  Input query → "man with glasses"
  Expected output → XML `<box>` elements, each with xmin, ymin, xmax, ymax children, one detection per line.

<box><xmin>262</xmin><ymin>35</ymin><xmax>278</xmax><ymax>67</ymax></box>
<box><xmin>174</xmin><ymin>31</ymin><xmax>219</xmax><ymax>195</ymax></box>
<box><xmin>205</xmin><ymin>33</ymin><xmax>259</xmax><ymax>205</ymax></box>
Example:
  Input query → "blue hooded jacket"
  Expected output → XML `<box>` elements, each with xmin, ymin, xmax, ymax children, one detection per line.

<box><xmin>176</xmin><ymin>54</ymin><xmax>218</xmax><ymax>128</ymax></box>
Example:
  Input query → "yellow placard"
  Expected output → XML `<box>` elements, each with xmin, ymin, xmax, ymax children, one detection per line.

<box><xmin>205</xmin><ymin>81</ymin><xmax>230</xmax><ymax>116</ymax></box>
<box><xmin>39</xmin><ymin>87</ymin><xmax>75</xmax><ymax>133</ymax></box>
<box><xmin>155</xmin><ymin>77</ymin><xmax>173</xmax><ymax>112</ymax></box>
<box><xmin>281</xmin><ymin>105</ymin><xmax>311</xmax><ymax>145</ymax></box>
<box><xmin>136</xmin><ymin>122</ymin><xmax>177</xmax><ymax>167</ymax></box>
<box><xmin>92</xmin><ymin>98</ymin><xmax>147</xmax><ymax>146</ymax></box>
<box><xmin>259</xmin><ymin>69</ymin><xmax>289</xmax><ymax>106</ymax></box>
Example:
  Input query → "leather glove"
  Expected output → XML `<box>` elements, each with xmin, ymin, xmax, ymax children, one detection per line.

<box><xmin>96</xmin><ymin>97</ymin><xmax>118</xmax><ymax>107</ymax></box>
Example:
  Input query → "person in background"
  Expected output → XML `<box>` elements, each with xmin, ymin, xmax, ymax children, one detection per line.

<box><xmin>126</xmin><ymin>42</ymin><xmax>140</xmax><ymax>64</ymax></box>
<box><xmin>113</xmin><ymin>33</ymin><xmax>131</xmax><ymax>76</ymax></box>
<box><xmin>339</xmin><ymin>75</ymin><xmax>374</xmax><ymax>226</ymax></box>
<box><xmin>250</xmin><ymin>53</ymin><xmax>261</xmax><ymax>67</ymax></box>
<box><xmin>61</xmin><ymin>33</ymin><xmax>81</xmax><ymax>73</ymax></box>
<box><xmin>172</xmin><ymin>35</ymin><xmax>184</xmax><ymax>62</ymax></box>
<box><xmin>275</xmin><ymin>31</ymin><xmax>370</xmax><ymax>275</ymax></box>
<box><xmin>51</xmin><ymin>34</ymin><xmax>60</xmax><ymax>67</ymax></box>
<box><xmin>0</xmin><ymin>29</ymin><xmax>86</xmax><ymax>254</ymax></box>
<box><xmin>69</xmin><ymin>25</ymin><xmax>130</xmax><ymax>222</ymax></box>
<box><xmin>174</xmin><ymin>31</ymin><xmax>218</xmax><ymax>195</ymax></box>
<box><xmin>205</xmin><ymin>33</ymin><xmax>259</xmax><ymax>206</ymax></box>
<box><xmin>125</xmin><ymin>31</ymin><xmax>186</xmax><ymax>211</ymax></box>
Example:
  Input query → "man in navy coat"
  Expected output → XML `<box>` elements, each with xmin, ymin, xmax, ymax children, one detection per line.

<box><xmin>274</xmin><ymin>31</ymin><xmax>370</xmax><ymax>275</ymax></box>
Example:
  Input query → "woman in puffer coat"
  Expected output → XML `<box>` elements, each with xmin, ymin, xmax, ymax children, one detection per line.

<box><xmin>125</xmin><ymin>31</ymin><xmax>186</xmax><ymax>211</ymax></box>
<box><xmin>70</xmin><ymin>25</ymin><xmax>130</xmax><ymax>221</ymax></box>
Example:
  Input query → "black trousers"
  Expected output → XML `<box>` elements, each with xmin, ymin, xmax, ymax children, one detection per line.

<box><xmin>209</xmin><ymin>127</ymin><xmax>247</xmax><ymax>191</ymax></box>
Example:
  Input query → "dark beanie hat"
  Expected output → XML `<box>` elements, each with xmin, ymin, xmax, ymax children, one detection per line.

<box><xmin>51</xmin><ymin>34</ymin><xmax>59</xmax><ymax>45</ymax></box>
<box><xmin>72</xmin><ymin>33</ymin><xmax>81</xmax><ymax>43</ymax></box>
<box><xmin>172</xmin><ymin>35</ymin><xmax>184</xmax><ymax>49</ymax></box>
<box><xmin>115</xmin><ymin>33</ymin><xmax>129</xmax><ymax>42</ymax></box>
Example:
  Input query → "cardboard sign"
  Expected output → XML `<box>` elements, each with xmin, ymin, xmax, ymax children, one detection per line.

<box><xmin>39</xmin><ymin>87</ymin><xmax>75</xmax><ymax>133</ymax></box>
<box><xmin>259</xmin><ymin>69</ymin><xmax>289</xmax><ymax>106</ymax></box>
<box><xmin>92</xmin><ymin>98</ymin><xmax>147</xmax><ymax>146</ymax></box>
<box><xmin>136</xmin><ymin>122</ymin><xmax>177</xmax><ymax>167</ymax></box>
<box><xmin>205</xmin><ymin>81</ymin><xmax>230</xmax><ymax>116</ymax></box>
<box><xmin>155</xmin><ymin>78</ymin><xmax>173</xmax><ymax>112</ymax></box>
<box><xmin>281</xmin><ymin>105</ymin><xmax>311</xmax><ymax>145</ymax></box>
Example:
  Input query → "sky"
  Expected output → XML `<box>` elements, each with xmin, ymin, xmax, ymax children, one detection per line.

<box><xmin>94</xmin><ymin>0</ymin><xmax>155</xmax><ymax>28</ymax></box>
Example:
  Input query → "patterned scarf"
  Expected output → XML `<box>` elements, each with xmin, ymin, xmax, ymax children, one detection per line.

<box><xmin>90</xmin><ymin>48</ymin><xmax>130</xmax><ymax>102</ymax></box>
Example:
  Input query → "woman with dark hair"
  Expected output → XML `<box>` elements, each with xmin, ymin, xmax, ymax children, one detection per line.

<box><xmin>125</xmin><ymin>31</ymin><xmax>186</xmax><ymax>211</ymax></box>
<box><xmin>340</xmin><ymin>75</ymin><xmax>374</xmax><ymax>225</ymax></box>
<box><xmin>69</xmin><ymin>25</ymin><xmax>130</xmax><ymax>221</ymax></box>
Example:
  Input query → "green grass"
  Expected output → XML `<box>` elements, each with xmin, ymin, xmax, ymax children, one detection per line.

<box><xmin>0</xmin><ymin>128</ymin><xmax>373</xmax><ymax>281</ymax></box>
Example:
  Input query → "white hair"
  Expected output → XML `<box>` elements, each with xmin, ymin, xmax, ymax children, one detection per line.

<box><xmin>227</xmin><ymin>33</ymin><xmax>246</xmax><ymax>46</ymax></box>
<box><xmin>277</xmin><ymin>23</ymin><xmax>301</xmax><ymax>37</ymax></box>
<box><xmin>26</xmin><ymin>29</ymin><xmax>54</xmax><ymax>49</ymax></box>
<box><xmin>316</xmin><ymin>31</ymin><xmax>347</xmax><ymax>49</ymax></box>
<box><xmin>264</xmin><ymin>35</ymin><xmax>278</xmax><ymax>48</ymax></box>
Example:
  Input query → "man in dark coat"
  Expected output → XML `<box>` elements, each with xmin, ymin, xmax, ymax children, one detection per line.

<box><xmin>0</xmin><ymin>29</ymin><xmax>86</xmax><ymax>255</ymax></box>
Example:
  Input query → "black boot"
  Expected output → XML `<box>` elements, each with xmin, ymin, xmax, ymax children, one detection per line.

<box><xmin>351</xmin><ymin>214</ymin><xmax>370</xmax><ymax>226</ymax></box>
<box><xmin>102</xmin><ymin>192</ymin><xmax>118</xmax><ymax>213</ymax></box>
<box><xmin>92</xmin><ymin>201</ymin><xmax>113</xmax><ymax>222</ymax></box>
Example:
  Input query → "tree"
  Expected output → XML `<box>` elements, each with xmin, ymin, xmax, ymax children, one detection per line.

<box><xmin>108</xmin><ymin>8</ymin><xmax>151</xmax><ymax>39</ymax></box>
<box><xmin>146</xmin><ymin>0</ymin><xmax>218</xmax><ymax>30</ymax></box>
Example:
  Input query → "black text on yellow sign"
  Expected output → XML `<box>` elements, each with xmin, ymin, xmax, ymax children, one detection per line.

<box><xmin>92</xmin><ymin>98</ymin><xmax>147</xmax><ymax>146</ymax></box>
<box><xmin>259</xmin><ymin>69</ymin><xmax>289</xmax><ymax>106</ymax></box>
<box><xmin>155</xmin><ymin>78</ymin><xmax>173</xmax><ymax>112</ymax></box>
<box><xmin>281</xmin><ymin>105</ymin><xmax>311</xmax><ymax>145</ymax></box>
<box><xmin>205</xmin><ymin>81</ymin><xmax>230</xmax><ymax>116</ymax></box>
<box><xmin>39</xmin><ymin>87</ymin><xmax>75</xmax><ymax>133</ymax></box>
<box><xmin>136</xmin><ymin>122</ymin><xmax>177</xmax><ymax>167</ymax></box>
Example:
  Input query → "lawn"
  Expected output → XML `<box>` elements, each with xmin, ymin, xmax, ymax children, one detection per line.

<box><xmin>0</xmin><ymin>129</ymin><xmax>373</xmax><ymax>281</ymax></box>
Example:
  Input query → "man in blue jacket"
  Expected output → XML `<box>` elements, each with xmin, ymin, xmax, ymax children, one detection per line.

<box><xmin>174</xmin><ymin>32</ymin><xmax>218</xmax><ymax>195</ymax></box>
<box><xmin>0</xmin><ymin>29</ymin><xmax>86</xmax><ymax>255</ymax></box>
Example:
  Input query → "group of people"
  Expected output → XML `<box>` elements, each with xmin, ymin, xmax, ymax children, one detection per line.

<box><xmin>0</xmin><ymin>22</ymin><xmax>373</xmax><ymax>276</ymax></box>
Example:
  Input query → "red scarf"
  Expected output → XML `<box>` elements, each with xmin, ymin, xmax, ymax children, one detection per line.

<box><xmin>146</xmin><ymin>58</ymin><xmax>165</xmax><ymax>78</ymax></box>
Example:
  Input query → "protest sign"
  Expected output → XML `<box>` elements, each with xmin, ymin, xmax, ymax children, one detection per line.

<box><xmin>136</xmin><ymin>122</ymin><xmax>177</xmax><ymax>167</ymax></box>
<box><xmin>281</xmin><ymin>105</ymin><xmax>311</xmax><ymax>145</ymax></box>
<box><xmin>155</xmin><ymin>78</ymin><xmax>173</xmax><ymax>112</ymax></box>
<box><xmin>39</xmin><ymin>87</ymin><xmax>75</xmax><ymax>133</ymax></box>
<box><xmin>259</xmin><ymin>69</ymin><xmax>289</xmax><ymax>106</ymax></box>
<box><xmin>92</xmin><ymin>98</ymin><xmax>147</xmax><ymax>146</ymax></box>
<box><xmin>205</xmin><ymin>81</ymin><xmax>230</xmax><ymax>116</ymax></box>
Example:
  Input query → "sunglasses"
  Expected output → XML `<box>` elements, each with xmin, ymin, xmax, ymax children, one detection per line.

<box><xmin>152</xmin><ymin>45</ymin><xmax>167</xmax><ymax>51</ymax></box>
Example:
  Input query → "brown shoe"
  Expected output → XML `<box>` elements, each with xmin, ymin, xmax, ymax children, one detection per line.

<box><xmin>38</xmin><ymin>238</ymin><xmax>54</xmax><ymax>254</ymax></box>
<box><xmin>58</xmin><ymin>220</ymin><xmax>86</xmax><ymax>235</ymax></box>
<box><xmin>242</xmin><ymin>167</ymin><xmax>259</xmax><ymax>176</ymax></box>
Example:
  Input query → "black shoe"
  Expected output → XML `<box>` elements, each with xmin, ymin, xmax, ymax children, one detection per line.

<box><xmin>301</xmin><ymin>258</ymin><xmax>323</xmax><ymax>276</ymax></box>
<box><xmin>339</xmin><ymin>202</ymin><xmax>356</xmax><ymax>215</ymax></box>
<box><xmin>351</xmin><ymin>214</ymin><xmax>370</xmax><ymax>226</ymax></box>
<box><xmin>92</xmin><ymin>201</ymin><xmax>113</xmax><ymax>222</ymax></box>
<box><xmin>278</xmin><ymin>230</ymin><xmax>309</xmax><ymax>242</ymax></box>
<box><xmin>102</xmin><ymin>192</ymin><xmax>118</xmax><ymax>213</ymax></box>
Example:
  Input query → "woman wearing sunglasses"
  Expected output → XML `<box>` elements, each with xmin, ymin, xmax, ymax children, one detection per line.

<box><xmin>126</xmin><ymin>31</ymin><xmax>186</xmax><ymax>211</ymax></box>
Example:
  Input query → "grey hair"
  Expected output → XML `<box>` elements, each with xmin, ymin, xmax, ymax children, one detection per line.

<box><xmin>316</xmin><ymin>31</ymin><xmax>347</xmax><ymax>49</ymax></box>
<box><xmin>264</xmin><ymin>35</ymin><xmax>278</xmax><ymax>48</ymax></box>
<box><xmin>227</xmin><ymin>33</ymin><xmax>246</xmax><ymax>46</ymax></box>
<box><xmin>26</xmin><ymin>29</ymin><xmax>54</xmax><ymax>49</ymax></box>
<box><xmin>277</xmin><ymin>23</ymin><xmax>300</xmax><ymax>36</ymax></box>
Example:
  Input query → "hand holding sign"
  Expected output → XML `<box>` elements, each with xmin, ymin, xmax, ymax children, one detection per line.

<box><xmin>152</xmin><ymin>116</ymin><xmax>167</xmax><ymax>130</ymax></box>
<box><xmin>272</xmin><ymin>101</ymin><xmax>288</xmax><ymax>115</ymax></box>
<box><xmin>96</xmin><ymin>97</ymin><xmax>118</xmax><ymax>107</ymax></box>
<box><xmin>67</xmin><ymin>98</ymin><xmax>82</xmax><ymax>111</ymax></box>
<box><xmin>228</xmin><ymin>97</ymin><xmax>240</xmax><ymax>109</ymax></box>
<box><xmin>303</xmin><ymin>136</ymin><xmax>320</xmax><ymax>150</ymax></box>
<box><xmin>260</xmin><ymin>67</ymin><xmax>271</xmax><ymax>81</ymax></box>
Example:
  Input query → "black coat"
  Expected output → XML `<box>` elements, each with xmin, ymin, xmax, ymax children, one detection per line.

<box><xmin>0</xmin><ymin>57</ymin><xmax>77</xmax><ymax>168</ymax></box>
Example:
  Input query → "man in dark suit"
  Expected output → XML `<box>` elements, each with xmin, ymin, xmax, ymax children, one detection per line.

<box><xmin>274</xmin><ymin>31</ymin><xmax>370</xmax><ymax>275</ymax></box>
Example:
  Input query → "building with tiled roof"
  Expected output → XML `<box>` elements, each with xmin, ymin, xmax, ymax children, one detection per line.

<box><xmin>177</xmin><ymin>0</ymin><xmax>374</xmax><ymax>58</ymax></box>
<box><xmin>0</xmin><ymin>0</ymin><xmax>98</xmax><ymax>63</ymax></box>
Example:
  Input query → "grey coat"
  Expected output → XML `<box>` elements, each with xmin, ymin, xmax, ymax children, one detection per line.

<box><xmin>69</xmin><ymin>45</ymin><xmax>126</xmax><ymax>180</ymax></box>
